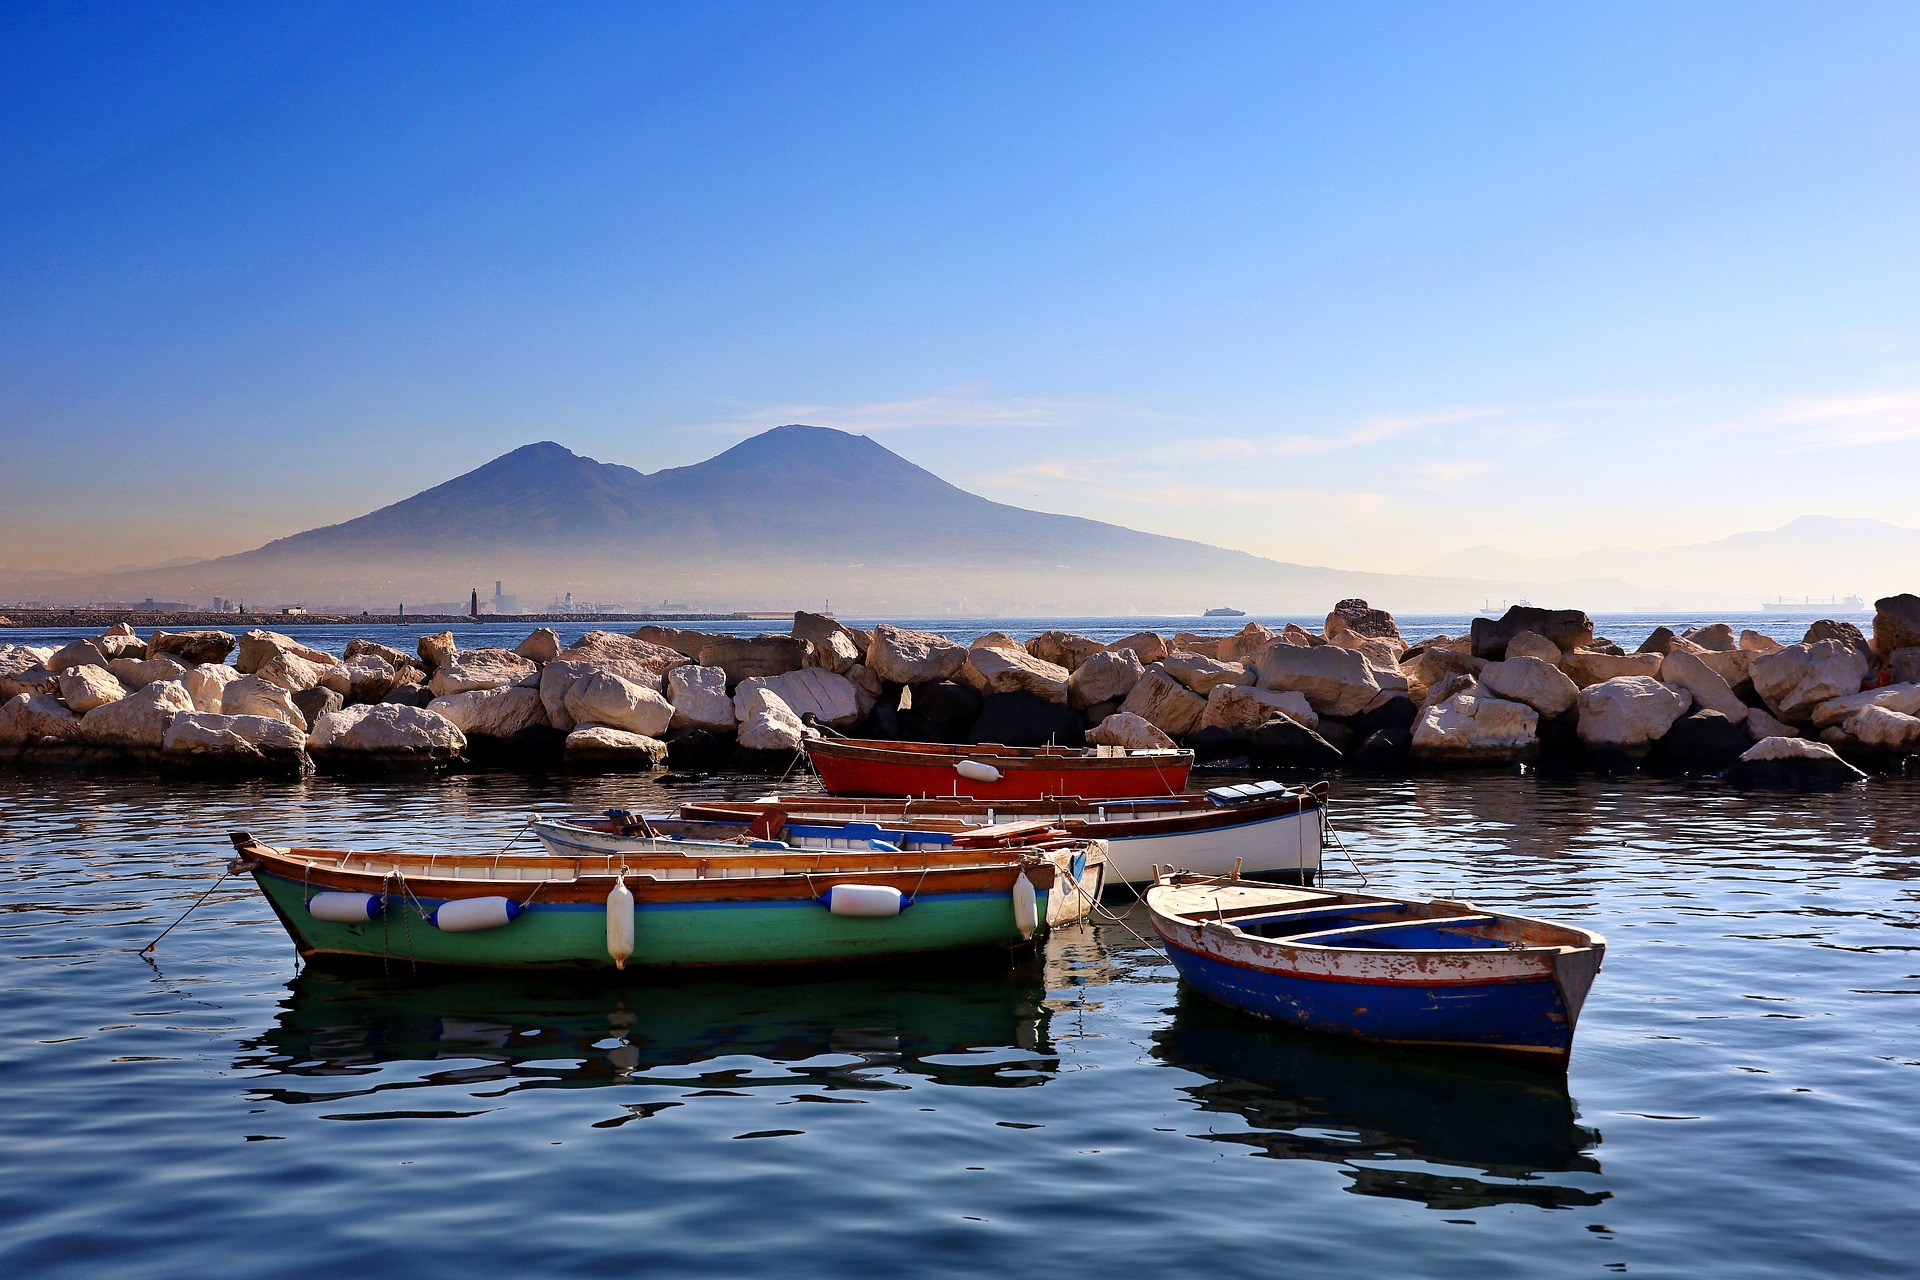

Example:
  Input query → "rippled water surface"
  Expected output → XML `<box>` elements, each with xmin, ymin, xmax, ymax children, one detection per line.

<box><xmin>2</xmin><ymin>769</ymin><xmax>1915</xmax><ymax>1278</ymax></box>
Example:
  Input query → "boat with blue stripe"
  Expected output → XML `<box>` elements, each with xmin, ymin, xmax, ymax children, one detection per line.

<box><xmin>541</xmin><ymin>779</ymin><xmax>1323</xmax><ymax>886</ymax></box>
<box><xmin>1146</xmin><ymin>873</ymin><xmax>1605</xmax><ymax>1068</ymax></box>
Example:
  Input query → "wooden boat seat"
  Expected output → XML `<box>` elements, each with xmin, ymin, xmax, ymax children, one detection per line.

<box><xmin>1284</xmin><ymin>914</ymin><xmax>1497</xmax><ymax>946</ymax></box>
<box><xmin>1218</xmin><ymin>901</ymin><xmax>1394</xmax><ymax>926</ymax></box>
<box><xmin>951</xmin><ymin>820</ymin><xmax>1057</xmax><ymax>846</ymax></box>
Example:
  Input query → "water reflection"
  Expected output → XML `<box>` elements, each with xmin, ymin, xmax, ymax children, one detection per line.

<box><xmin>238</xmin><ymin>965</ymin><xmax>1060</xmax><ymax>1113</ymax></box>
<box><xmin>1153</xmin><ymin>992</ymin><xmax>1606</xmax><ymax>1210</ymax></box>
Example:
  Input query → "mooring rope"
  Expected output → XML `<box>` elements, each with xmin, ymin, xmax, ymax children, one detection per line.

<box><xmin>140</xmin><ymin>861</ymin><xmax>247</xmax><ymax>957</ymax></box>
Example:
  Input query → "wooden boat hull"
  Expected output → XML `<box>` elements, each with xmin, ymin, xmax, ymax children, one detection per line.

<box><xmin>807</xmin><ymin>737</ymin><xmax>1192</xmax><ymax>801</ymax></box>
<box><xmin>529</xmin><ymin>818</ymin><xmax>1107</xmax><ymax>927</ymax></box>
<box><xmin>1147</xmin><ymin>878</ymin><xmax>1604</xmax><ymax>1067</ymax></box>
<box><xmin>255</xmin><ymin>870</ymin><xmax>1041</xmax><ymax>970</ymax></box>
<box><xmin>236</xmin><ymin>836</ymin><xmax>1057</xmax><ymax>973</ymax></box>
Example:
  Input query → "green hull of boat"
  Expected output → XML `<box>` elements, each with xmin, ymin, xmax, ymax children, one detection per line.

<box><xmin>257</xmin><ymin>872</ymin><xmax>1047</xmax><ymax>970</ymax></box>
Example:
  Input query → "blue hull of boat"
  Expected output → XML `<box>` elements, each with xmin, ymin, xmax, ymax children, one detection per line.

<box><xmin>1163</xmin><ymin>938</ymin><xmax>1576</xmax><ymax>1060</ymax></box>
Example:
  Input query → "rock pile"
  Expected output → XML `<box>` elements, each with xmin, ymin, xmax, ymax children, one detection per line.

<box><xmin>5</xmin><ymin>597</ymin><xmax>1918</xmax><ymax>789</ymax></box>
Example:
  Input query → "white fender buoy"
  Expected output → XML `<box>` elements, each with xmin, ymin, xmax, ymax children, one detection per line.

<box><xmin>430</xmin><ymin>896</ymin><xmax>522</xmax><ymax>933</ymax></box>
<box><xmin>955</xmin><ymin>759</ymin><xmax>1002</xmax><ymax>784</ymax></box>
<box><xmin>825</xmin><ymin>884</ymin><xmax>905</xmax><ymax>918</ymax></box>
<box><xmin>607</xmin><ymin>875</ymin><xmax>635</xmax><ymax>971</ymax></box>
<box><xmin>307</xmin><ymin>891</ymin><xmax>383</xmax><ymax>923</ymax></box>
<box><xmin>1011</xmin><ymin>873</ymin><xmax>1039</xmax><ymax>938</ymax></box>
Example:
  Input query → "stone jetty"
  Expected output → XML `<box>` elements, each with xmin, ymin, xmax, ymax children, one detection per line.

<box><xmin>5</xmin><ymin>598</ymin><xmax>1920</xmax><ymax>789</ymax></box>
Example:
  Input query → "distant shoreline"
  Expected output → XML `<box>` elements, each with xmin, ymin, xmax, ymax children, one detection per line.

<box><xmin>0</xmin><ymin>608</ymin><xmax>764</xmax><ymax>630</ymax></box>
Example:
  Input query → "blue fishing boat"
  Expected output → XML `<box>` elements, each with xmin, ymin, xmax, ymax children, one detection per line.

<box><xmin>1145</xmin><ymin>873</ymin><xmax>1605</xmax><ymax>1068</ymax></box>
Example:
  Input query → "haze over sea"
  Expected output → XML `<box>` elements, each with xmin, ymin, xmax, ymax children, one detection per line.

<box><xmin>0</xmin><ymin>612</ymin><xmax>1913</xmax><ymax>1279</ymax></box>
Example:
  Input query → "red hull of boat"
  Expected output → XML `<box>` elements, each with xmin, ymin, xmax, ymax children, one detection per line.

<box><xmin>810</xmin><ymin>750</ymin><xmax>1191</xmax><ymax>800</ymax></box>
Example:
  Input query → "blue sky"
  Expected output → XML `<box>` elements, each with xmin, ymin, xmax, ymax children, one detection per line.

<box><xmin>3</xmin><ymin>2</ymin><xmax>1918</xmax><ymax>574</ymax></box>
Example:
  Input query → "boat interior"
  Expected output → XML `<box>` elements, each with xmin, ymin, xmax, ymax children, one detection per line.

<box><xmin>1165</xmin><ymin>883</ymin><xmax>1544</xmax><ymax>953</ymax></box>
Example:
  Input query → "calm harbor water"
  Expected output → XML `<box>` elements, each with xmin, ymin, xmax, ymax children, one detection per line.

<box><xmin>2</xmin><ymin>764</ymin><xmax>1915</xmax><ymax>1278</ymax></box>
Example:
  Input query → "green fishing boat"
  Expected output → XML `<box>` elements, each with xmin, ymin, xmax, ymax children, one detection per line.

<box><xmin>229</xmin><ymin>831</ymin><xmax>1075</xmax><ymax>972</ymax></box>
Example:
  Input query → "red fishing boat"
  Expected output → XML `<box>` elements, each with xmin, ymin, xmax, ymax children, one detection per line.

<box><xmin>805</xmin><ymin>736</ymin><xmax>1194</xmax><ymax>801</ymax></box>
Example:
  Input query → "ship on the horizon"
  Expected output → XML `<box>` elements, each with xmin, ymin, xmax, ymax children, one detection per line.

<box><xmin>1203</xmin><ymin>606</ymin><xmax>1246</xmax><ymax>617</ymax></box>
<box><xmin>1761</xmin><ymin>593</ymin><xmax>1865</xmax><ymax>612</ymax></box>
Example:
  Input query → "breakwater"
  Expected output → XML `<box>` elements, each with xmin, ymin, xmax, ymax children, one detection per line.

<box><xmin>4</xmin><ymin>599</ymin><xmax>1918</xmax><ymax>786</ymax></box>
<box><xmin>0</xmin><ymin>607</ymin><xmax>753</xmax><ymax>630</ymax></box>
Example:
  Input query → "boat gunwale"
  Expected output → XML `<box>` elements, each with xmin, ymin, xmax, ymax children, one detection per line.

<box><xmin>677</xmin><ymin>792</ymin><xmax>1322</xmax><ymax>841</ymax></box>
<box><xmin>1145</xmin><ymin>879</ymin><xmax>1604</xmax><ymax>961</ymax></box>
<box><xmin>806</xmin><ymin>737</ymin><xmax>1196</xmax><ymax>771</ymax></box>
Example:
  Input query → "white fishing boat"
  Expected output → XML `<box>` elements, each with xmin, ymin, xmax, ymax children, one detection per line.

<box><xmin>535</xmin><ymin>781</ymin><xmax>1324</xmax><ymax>887</ymax></box>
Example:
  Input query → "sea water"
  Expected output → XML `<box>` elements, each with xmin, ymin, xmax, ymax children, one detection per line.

<box><xmin>0</xmin><ymin>615</ymin><xmax>1914</xmax><ymax>1277</ymax></box>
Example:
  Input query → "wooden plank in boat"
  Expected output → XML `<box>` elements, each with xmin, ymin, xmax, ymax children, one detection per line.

<box><xmin>1283</xmin><ymin>914</ymin><xmax>1496</xmax><ymax>946</ymax></box>
<box><xmin>950</xmin><ymin>820</ymin><xmax>1058</xmax><ymax>846</ymax></box>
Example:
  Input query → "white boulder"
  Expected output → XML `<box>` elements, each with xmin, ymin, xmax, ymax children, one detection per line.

<box><xmin>236</xmin><ymin>629</ymin><xmax>337</xmax><ymax>673</ymax></box>
<box><xmin>1107</xmin><ymin>632</ymin><xmax>1169</xmax><ymax>665</ymax></box>
<box><xmin>1217</xmin><ymin>623</ymin><xmax>1278</xmax><ymax>662</ymax></box>
<box><xmin>163</xmin><ymin>712</ymin><xmax>307</xmax><ymax>760</ymax></box>
<box><xmin>1751</xmin><ymin>640</ymin><xmax>1871</xmax><ymax>722</ymax></box>
<box><xmin>1411</xmin><ymin>690</ymin><xmax>1539</xmax><ymax>764</ymax></box>
<box><xmin>309</xmin><ymin>704</ymin><xmax>466</xmax><ymax>760</ymax></box>
<box><xmin>962</xmin><ymin>642</ymin><xmax>1070</xmax><ymax>703</ymax></box>
<box><xmin>1808</xmin><ymin>683</ymin><xmax>1920</xmax><ymax>730</ymax></box>
<box><xmin>1068</xmin><ymin>650</ymin><xmax>1144</xmax><ymax>712</ymax></box>
<box><xmin>79</xmin><ymin>680</ymin><xmax>194</xmax><ymax>748</ymax></box>
<box><xmin>0</xmin><ymin>693</ymin><xmax>82</xmax><ymax>746</ymax></box>
<box><xmin>1252</xmin><ymin>643</ymin><xmax>1382</xmax><ymax>718</ymax></box>
<box><xmin>1576</xmin><ymin>676</ymin><xmax>1689</xmax><ymax>755</ymax></box>
<box><xmin>1086</xmin><ymin>711</ymin><xmax>1176</xmax><ymax>751</ymax></box>
<box><xmin>514</xmin><ymin>628</ymin><xmax>561</xmax><ymax>664</ymax></box>
<box><xmin>107</xmin><ymin>655</ymin><xmax>188</xmax><ymax>691</ymax></box>
<box><xmin>1159</xmin><ymin>653</ymin><xmax>1251</xmax><ymax>695</ymax></box>
<box><xmin>1560</xmin><ymin>650</ymin><xmax>1664</xmax><ymax>689</ymax></box>
<box><xmin>1841</xmin><ymin>705</ymin><xmax>1920</xmax><ymax>752</ymax></box>
<box><xmin>427</xmin><ymin>648</ymin><xmax>538</xmax><ymax>698</ymax></box>
<box><xmin>0</xmin><ymin>646</ymin><xmax>57</xmax><ymax>699</ymax></box>
<box><xmin>429</xmin><ymin>686</ymin><xmax>548</xmax><ymax>739</ymax></box>
<box><xmin>667</xmin><ymin>665</ymin><xmax>736</xmax><ymax>734</ymax></box>
<box><xmin>58</xmin><ymin>665</ymin><xmax>128</xmax><ymax>713</ymax></box>
<box><xmin>565</xmin><ymin>725</ymin><xmax>669</xmax><ymax>766</ymax></box>
<box><xmin>47</xmin><ymin>638</ymin><xmax>109</xmax><ymax>673</ymax></box>
<box><xmin>1199</xmin><ymin>684</ymin><xmax>1319</xmax><ymax>735</ymax></box>
<box><xmin>254</xmin><ymin>651</ymin><xmax>328</xmax><ymax>694</ymax></box>
<box><xmin>1658</xmin><ymin>649</ymin><xmax>1750</xmax><ymax>722</ymax></box>
<box><xmin>1477</xmin><ymin>656</ymin><xmax>1578</xmax><ymax>717</ymax></box>
<box><xmin>565</xmin><ymin>671</ymin><xmax>674</xmax><ymax>738</ymax></box>
<box><xmin>737</xmin><ymin>688</ymin><xmax>814</xmax><ymax>753</ymax></box>
<box><xmin>183</xmin><ymin>664</ymin><xmax>243</xmax><ymax>713</ymax></box>
<box><xmin>1118</xmin><ymin>667</ymin><xmax>1207</xmax><ymax>738</ymax></box>
<box><xmin>735</xmin><ymin>668</ymin><xmax>864</xmax><ymax>730</ymax></box>
<box><xmin>221</xmin><ymin>675</ymin><xmax>309</xmax><ymax>730</ymax></box>
<box><xmin>865</xmin><ymin>624</ymin><xmax>967</xmax><ymax>684</ymax></box>
<box><xmin>1503</xmin><ymin>631</ymin><xmax>1562</xmax><ymax>663</ymax></box>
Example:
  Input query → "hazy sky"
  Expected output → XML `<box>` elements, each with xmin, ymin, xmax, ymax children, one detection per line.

<box><xmin>4</xmin><ymin>3</ymin><xmax>1918</xmax><ymax>575</ymax></box>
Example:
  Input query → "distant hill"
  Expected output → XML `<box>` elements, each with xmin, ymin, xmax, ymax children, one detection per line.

<box><xmin>1418</xmin><ymin>515</ymin><xmax>1909</xmax><ymax>607</ymax></box>
<box><xmin>10</xmin><ymin>425</ymin><xmax>1744</xmax><ymax>615</ymax></box>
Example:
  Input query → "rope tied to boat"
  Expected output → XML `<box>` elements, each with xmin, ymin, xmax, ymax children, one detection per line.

<box><xmin>141</xmin><ymin>858</ymin><xmax>253</xmax><ymax>958</ymax></box>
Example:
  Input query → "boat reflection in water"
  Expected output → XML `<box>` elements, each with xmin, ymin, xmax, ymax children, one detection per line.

<box><xmin>239</xmin><ymin>965</ymin><xmax>1059</xmax><ymax>1116</ymax></box>
<box><xmin>1153</xmin><ymin>991</ymin><xmax>1607</xmax><ymax>1211</ymax></box>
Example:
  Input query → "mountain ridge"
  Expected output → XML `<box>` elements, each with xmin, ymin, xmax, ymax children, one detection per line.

<box><xmin>1417</xmin><ymin>514</ymin><xmax>1914</xmax><ymax>603</ymax></box>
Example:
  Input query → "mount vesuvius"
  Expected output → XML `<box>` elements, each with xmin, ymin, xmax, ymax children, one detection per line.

<box><xmin>14</xmin><ymin>426</ymin><xmax>1693</xmax><ymax>614</ymax></box>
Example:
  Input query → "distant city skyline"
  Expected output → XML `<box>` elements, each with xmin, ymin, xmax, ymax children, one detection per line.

<box><xmin>3</xmin><ymin>4</ymin><xmax>1918</xmax><ymax>581</ymax></box>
